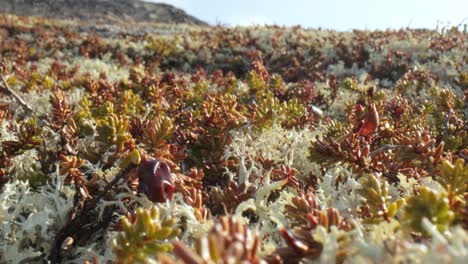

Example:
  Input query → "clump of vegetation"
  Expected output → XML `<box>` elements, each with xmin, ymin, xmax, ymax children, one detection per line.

<box><xmin>0</xmin><ymin>13</ymin><xmax>466</xmax><ymax>264</ymax></box>
<box><xmin>113</xmin><ymin>207</ymin><xmax>180</xmax><ymax>264</ymax></box>
<box><xmin>403</xmin><ymin>186</ymin><xmax>454</xmax><ymax>235</ymax></box>
<box><xmin>171</xmin><ymin>216</ymin><xmax>263</xmax><ymax>263</ymax></box>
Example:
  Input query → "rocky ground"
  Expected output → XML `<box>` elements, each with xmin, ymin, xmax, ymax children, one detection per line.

<box><xmin>0</xmin><ymin>0</ymin><xmax>207</xmax><ymax>26</ymax></box>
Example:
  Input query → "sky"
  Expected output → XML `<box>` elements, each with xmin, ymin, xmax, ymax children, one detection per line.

<box><xmin>148</xmin><ymin>0</ymin><xmax>468</xmax><ymax>31</ymax></box>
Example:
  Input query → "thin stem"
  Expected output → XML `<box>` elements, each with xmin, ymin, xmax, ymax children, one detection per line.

<box><xmin>369</xmin><ymin>144</ymin><xmax>403</xmax><ymax>157</ymax></box>
<box><xmin>0</xmin><ymin>75</ymin><xmax>35</xmax><ymax>113</ymax></box>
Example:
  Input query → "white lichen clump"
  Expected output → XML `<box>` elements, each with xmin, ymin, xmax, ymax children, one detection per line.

<box><xmin>0</xmin><ymin>169</ymin><xmax>75</xmax><ymax>263</ymax></box>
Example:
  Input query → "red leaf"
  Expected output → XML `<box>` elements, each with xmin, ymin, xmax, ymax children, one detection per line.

<box><xmin>358</xmin><ymin>103</ymin><xmax>379</xmax><ymax>136</ymax></box>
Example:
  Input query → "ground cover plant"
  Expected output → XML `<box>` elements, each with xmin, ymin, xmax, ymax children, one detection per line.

<box><xmin>0</xmin><ymin>14</ymin><xmax>467</xmax><ymax>263</ymax></box>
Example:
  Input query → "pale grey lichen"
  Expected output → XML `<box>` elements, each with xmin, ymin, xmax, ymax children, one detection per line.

<box><xmin>0</xmin><ymin>168</ymin><xmax>75</xmax><ymax>263</ymax></box>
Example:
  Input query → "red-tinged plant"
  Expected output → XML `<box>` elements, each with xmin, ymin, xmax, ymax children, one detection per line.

<box><xmin>2</xmin><ymin>118</ymin><xmax>43</xmax><ymax>156</ymax></box>
<box><xmin>79</xmin><ymin>34</ymin><xmax>108</xmax><ymax>58</ymax></box>
<box><xmin>206</xmin><ymin>180</ymin><xmax>257</xmax><ymax>215</ymax></box>
<box><xmin>151</xmin><ymin>144</ymin><xmax>187</xmax><ymax>172</ymax></box>
<box><xmin>309</xmin><ymin>134</ymin><xmax>371</xmax><ymax>170</ymax></box>
<box><xmin>59</xmin><ymin>154</ymin><xmax>85</xmax><ymax>185</ymax></box>
<box><xmin>385</xmin><ymin>96</ymin><xmax>409</xmax><ymax>127</ymax></box>
<box><xmin>271</xmin><ymin>165</ymin><xmax>300</xmax><ymax>189</ymax></box>
<box><xmin>284</xmin><ymin>192</ymin><xmax>321</xmax><ymax>225</ymax></box>
<box><xmin>48</xmin><ymin>60</ymin><xmax>79</xmax><ymax>81</ymax></box>
<box><xmin>173</xmin><ymin>168</ymin><xmax>204</xmax><ymax>196</ymax></box>
<box><xmin>183</xmin><ymin>188</ymin><xmax>211</xmax><ymax>222</ymax></box>
<box><xmin>271</xmin><ymin>227</ymin><xmax>323</xmax><ymax>263</ymax></box>
<box><xmin>173</xmin><ymin>216</ymin><xmax>265</xmax><ymax>264</ymax></box>
<box><xmin>353</xmin><ymin>103</ymin><xmax>379</xmax><ymax>137</ymax></box>
<box><xmin>273</xmin><ymin>205</ymin><xmax>352</xmax><ymax>263</ymax></box>
<box><xmin>285</xmin><ymin>192</ymin><xmax>353</xmax><ymax>230</ymax></box>
<box><xmin>393</xmin><ymin>131</ymin><xmax>445</xmax><ymax>167</ymax></box>
<box><xmin>49</xmin><ymin>89</ymin><xmax>77</xmax><ymax>154</ymax></box>
<box><xmin>142</xmin><ymin>116</ymin><xmax>175</xmax><ymax>150</ymax></box>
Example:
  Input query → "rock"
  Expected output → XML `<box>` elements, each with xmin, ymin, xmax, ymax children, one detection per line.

<box><xmin>0</xmin><ymin>0</ymin><xmax>207</xmax><ymax>25</ymax></box>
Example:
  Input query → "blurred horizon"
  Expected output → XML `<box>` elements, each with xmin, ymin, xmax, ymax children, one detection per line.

<box><xmin>147</xmin><ymin>0</ymin><xmax>468</xmax><ymax>31</ymax></box>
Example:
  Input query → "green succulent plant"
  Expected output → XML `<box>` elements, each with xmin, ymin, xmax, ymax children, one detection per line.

<box><xmin>2</xmin><ymin>118</ymin><xmax>43</xmax><ymax>155</ymax></box>
<box><xmin>403</xmin><ymin>186</ymin><xmax>454</xmax><ymax>235</ymax></box>
<box><xmin>189</xmin><ymin>80</ymin><xmax>209</xmax><ymax>105</ymax></box>
<box><xmin>93</xmin><ymin>101</ymin><xmax>115</xmax><ymax>119</ymax></box>
<box><xmin>117</xmin><ymin>90</ymin><xmax>146</xmax><ymax>116</ymax></box>
<box><xmin>96</xmin><ymin>113</ymin><xmax>131</xmax><ymax>152</ymax></box>
<box><xmin>326</xmin><ymin>120</ymin><xmax>347</xmax><ymax>138</ymax></box>
<box><xmin>119</xmin><ymin>148</ymin><xmax>142</xmax><ymax>168</ymax></box>
<box><xmin>268</xmin><ymin>73</ymin><xmax>285</xmax><ymax>92</ymax></box>
<box><xmin>113</xmin><ymin>207</ymin><xmax>180</xmax><ymax>264</ymax></box>
<box><xmin>358</xmin><ymin>173</ymin><xmax>404</xmax><ymax>223</ymax></box>
<box><xmin>430</xmin><ymin>86</ymin><xmax>460</xmax><ymax>111</ymax></box>
<box><xmin>73</xmin><ymin>96</ymin><xmax>94</xmax><ymax>136</ymax></box>
<box><xmin>255</xmin><ymin>92</ymin><xmax>306</xmax><ymax>128</ymax></box>
<box><xmin>342</xmin><ymin>77</ymin><xmax>368</xmax><ymax>94</ymax></box>
<box><xmin>436</xmin><ymin>158</ymin><xmax>468</xmax><ymax>195</ymax></box>
<box><xmin>247</xmin><ymin>70</ymin><xmax>267</xmax><ymax>95</ymax></box>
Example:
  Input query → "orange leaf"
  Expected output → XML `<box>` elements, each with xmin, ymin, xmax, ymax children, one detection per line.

<box><xmin>358</xmin><ymin>103</ymin><xmax>379</xmax><ymax>136</ymax></box>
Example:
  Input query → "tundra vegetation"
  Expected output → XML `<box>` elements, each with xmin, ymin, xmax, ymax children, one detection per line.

<box><xmin>0</xmin><ymin>14</ymin><xmax>467</xmax><ymax>263</ymax></box>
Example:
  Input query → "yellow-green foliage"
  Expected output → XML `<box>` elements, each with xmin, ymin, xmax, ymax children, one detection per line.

<box><xmin>4</xmin><ymin>118</ymin><xmax>43</xmax><ymax>155</ymax></box>
<box><xmin>143</xmin><ymin>116</ymin><xmax>174</xmax><ymax>149</ymax></box>
<box><xmin>93</xmin><ymin>101</ymin><xmax>115</xmax><ymax>119</ymax></box>
<box><xmin>358</xmin><ymin>173</ymin><xmax>404</xmax><ymax>223</ymax></box>
<box><xmin>247</xmin><ymin>71</ymin><xmax>267</xmax><ymax>94</ymax></box>
<box><xmin>458</xmin><ymin>72</ymin><xmax>468</xmax><ymax>88</ymax></box>
<box><xmin>255</xmin><ymin>92</ymin><xmax>306</xmax><ymax>128</ymax></box>
<box><xmin>119</xmin><ymin>148</ymin><xmax>142</xmax><ymax>168</ymax></box>
<box><xmin>437</xmin><ymin>159</ymin><xmax>468</xmax><ymax>195</ymax></box>
<box><xmin>431</xmin><ymin>86</ymin><xmax>462</xmax><ymax>111</ymax></box>
<box><xmin>342</xmin><ymin>77</ymin><xmax>368</xmax><ymax>94</ymax></box>
<box><xmin>268</xmin><ymin>73</ymin><xmax>285</xmax><ymax>91</ymax></box>
<box><xmin>146</xmin><ymin>35</ymin><xmax>179</xmax><ymax>57</ymax></box>
<box><xmin>326</xmin><ymin>120</ymin><xmax>347</xmax><ymax>138</ymax></box>
<box><xmin>117</xmin><ymin>90</ymin><xmax>146</xmax><ymax>116</ymax></box>
<box><xmin>73</xmin><ymin>96</ymin><xmax>94</xmax><ymax>135</ymax></box>
<box><xmin>403</xmin><ymin>186</ymin><xmax>454</xmax><ymax>235</ymax></box>
<box><xmin>21</xmin><ymin>118</ymin><xmax>43</xmax><ymax>152</ymax></box>
<box><xmin>75</xmin><ymin>96</ymin><xmax>92</xmax><ymax>120</ymax></box>
<box><xmin>221</xmin><ymin>74</ymin><xmax>239</xmax><ymax>94</ymax></box>
<box><xmin>189</xmin><ymin>80</ymin><xmax>209</xmax><ymax>105</ymax></box>
<box><xmin>22</xmin><ymin>72</ymin><xmax>54</xmax><ymax>91</ymax></box>
<box><xmin>113</xmin><ymin>207</ymin><xmax>180</xmax><ymax>264</ymax></box>
<box><xmin>282</xmin><ymin>98</ymin><xmax>306</xmax><ymax>126</ymax></box>
<box><xmin>16</xmin><ymin>162</ymin><xmax>46</xmax><ymax>190</ymax></box>
<box><xmin>96</xmin><ymin>113</ymin><xmax>130</xmax><ymax>151</ymax></box>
